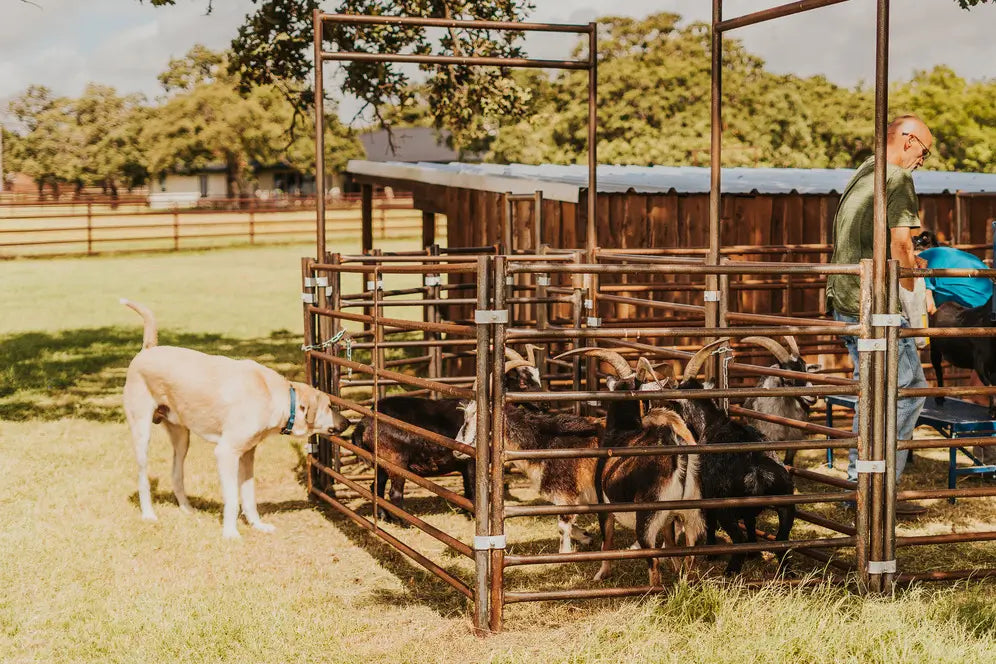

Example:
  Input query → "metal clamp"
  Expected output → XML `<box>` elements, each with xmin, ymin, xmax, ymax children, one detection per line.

<box><xmin>704</xmin><ymin>290</ymin><xmax>721</xmax><ymax>302</ymax></box>
<box><xmin>424</xmin><ymin>276</ymin><xmax>442</xmax><ymax>287</ymax></box>
<box><xmin>475</xmin><ymin>309</ymin><xmax>510</xmax><ymax>324</ymax></box>
<box><xmin>473</xmin><ymin>535</ymin><xmax>507</xmax><ymax>550</ymax></box>
<box><xmin>304</xmin><ymin>442</ymin><xmax>318</xmax><ymax>454</ymax></box>
<box><xmin>314</xmin><ymin>276</ymin><xmax>328</xmax><ymax>288</ymax></box>
<box><xmin>506</xmin><ymin>276</ymin><xmax>514</xmax><ymax>286</ymax></box>
<box><xmin>855</xmin><ymin>459</ymin><xmax>886</xmax><ymax>474</ymax></box>
<box><xmin>301</xmin><ymin>292</ymin><xmax>315</xmax><ymax>304</ymax></box>
<box><xmin>872</xmin><ymin>314</ymin><xmax>902</xmax><ymax>327</ymax></box>
<box><xmin>867</xmin><ymin>559</ymin><xmax>897</xmax><ymax>574</ymax></box>
<box><xmin>536</xmin><ymin>274</ymin><xmax>551</xmax><ymax>286</ymax></box>
<box><xmin>584</xmin><ymin>298</ymin><xmax>594</xmax><ymax>310</ymax></box>
<box><xmin>366</xmin><ymin>279</ymin><xmax>384</xmax><ymax>291</ymax></box>
<box><xmin>586</xmin><ymin>317</ymin><xmax>602</xmax><ymax>328</ymax></box>
<box><xmin>303</xmin><ymin>277</ymin><xmax>317</xmax><ymax>288</ymax></box>
<box><xmin>857</xmin><ymin>338</ymin><xmax>886</xmax><ymax>352</ymax></box>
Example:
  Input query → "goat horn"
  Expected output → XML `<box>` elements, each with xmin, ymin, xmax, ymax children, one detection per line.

<box><xmin>504</xmin><ymin>347</ymin><xmax>527</xmax><ymax>363</ymax></box>
<box><xmin>782</xmin><ymin>335</ymin><xmax>801</xmax><ymax>358</ymax></box>
<box><xmin>740</xmin><ymin>336</ymin><xmax>792</xmax><ymax>365</ymax></box>
<box><xmin>523</xmin><ymin>343</ymin><xmax>543</xmax><ymax>366</ymax></box>
<box><xmin>637</xmin><ymin>356</ymin><xmax>670</xmax><ymax>382</ymax></box>
<box><xmin>553</xmin><ymin>347</ymin><xmax>635</xmax><ymax>379</ymax></box>
<box><xmin>682</xmin><ymin>337</ymin><xmax>731</xmax><ymax>379</ymax></box>
<box><xmin>505</xmin><ymin>359</ymin><xmax>533</xmax><ymax>374</ymax></box>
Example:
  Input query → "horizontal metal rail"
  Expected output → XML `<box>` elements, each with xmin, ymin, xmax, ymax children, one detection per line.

<box><xmin>505</xmin><ymin>384</ymin><xmax>857</xmax><ymax>403</ymax></box>
<box><xmin>310</xmin><ymin>484</ymin><xmax>472</xmax><ymax>599</ymax></box>
<box><xmin>322</xmin><ymin>51</ymin><xmax>590</xmax><ymax>69</ymax></box>
<box><xmin>505</xmin><ymin>491</ymin><xmax>855</xmax><ymax>517</ymax></box>
<box><xmin>507</xmin><ymin>325</ymin><xmax>861</xmax><ymax>341</ymax></box>
<box><xmin>899</xmin><ymin>437</ymin><xmax>996</xmax><ymax>450</ymax></box>
<box><xmin>901</xmin><ymin>327</ymin><xmax>996</xmax><ymax>339</ymax></box>
<box><xmin>896</xmin><ymin>531</ymin><xmax>996</xmax><ymax>547</ymax></box>
<box><xmin>504</xmin><ymin>438</ymin><xmax>856</xmax><ymax>461</ymax></box>
<box><xmin>899</xmin><ymin>386</ymin><xmax>996</xmax><ymax>398</ymax></box>
<box><xmin>319</xmin><ymin>12</ymin><xmax>593</xmax><ymax>33</ymax></box>
<box><xmin>796</xmin><ymin>509</ymin><xmax>857</xmax><ymax>536</ymax></box>
<box><xmin>716</xmin><ymin>0</ymin><xmax>851</xmax><ymax>32</ymax></box>
<box><xmin>895</xmin><ymin>569</ymin><xmax>996</xmax><ymax>583</ymax></box>
<box><xmin>729</xmin><ymin>406</ymin><xmax>856</xmax><ymax>438</ymax></box>
<box><xmin>509</xmin><ymin>262</ymin><xmax>862</xmax><ymax>276</ymax></box>
<box><xmin>897</xmin><ymin>487</ymin><xmax>996</xmax><ymax>501</ymax></box>
<box><xmin>314</xmin><ymin>351</ymin><xmax>476</xmax><ymax>401</ymax></box>
<box><xmin>308</xmin><ymin>307</ymin><xmax>477</xmax><ymax>336</ymax></box>
<box><xmin>788</xmin><ymin>467</ymin><xmax>857</xmax><ymax>490</ymax></box>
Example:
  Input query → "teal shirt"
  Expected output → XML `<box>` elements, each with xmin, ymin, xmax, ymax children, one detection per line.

<box><xmin>826</xmin><ymin>157</ymin><xmax>921</xmax><ymax>315</ymax></box>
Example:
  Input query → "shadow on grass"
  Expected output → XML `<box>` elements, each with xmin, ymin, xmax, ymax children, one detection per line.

<box><xmin>0</xmin><ymin>326</ymin><xmax>304</xmax><ymax>422</ymax></box>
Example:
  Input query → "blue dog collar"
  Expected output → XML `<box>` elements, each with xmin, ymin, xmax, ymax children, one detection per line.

<box><xmin>281</xmin><ymin>387</ymin><xmax>296</xmax><ymax>435</ymax></box>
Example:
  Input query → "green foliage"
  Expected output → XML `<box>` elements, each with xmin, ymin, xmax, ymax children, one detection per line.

<box><xmin>956</xmin><ymin>0</ymin><xmax>993</xmax><ymax>7</ymax></box>
<box><xmin>228</xmin><ymin>0</ymin><xmax>535</xmax><ymax>150</ymax></box>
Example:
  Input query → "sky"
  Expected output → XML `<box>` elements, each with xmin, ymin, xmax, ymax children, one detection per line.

<box><xmin>1</xmin><ymin>0</ymin><xmax>992</xmax><ymax>128</ymax></box>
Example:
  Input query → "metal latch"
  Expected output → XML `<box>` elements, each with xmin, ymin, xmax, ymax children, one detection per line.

<box><xmin>872</xmin><ymin>314</ymin><xmax>902</xmax><ymax>327</ymax></box>
<box><xmin>857</xmin><ymin>338</ymin><xmax>886</xmax><ymax>352</ymax></box>
<box><xmin>473</xmin><ymin>535</ymin><xmax>507</xmax><ymax>550</ymax></box>
<box><xmin>424</xmin><ymin>276</ymin><xmax>441</xmax><ymax>287</ymax></box>
<box><xmin>475</xmin><ymin>309</ymin><xmax>510</xmax><ymax>324</ymax></box>
<box><xmin>536</xmin><ymin>274</ymin><xmax>551</xmax><ymax>286</ymax></box>
<box><xmin>366</xmin><ymin>279</ymin><xmax>384</xmax><ymax>291</ymax></box>
<box><xmin>867</xmin><ymin>559</ymin><xmax>897</xmax><ymax>574</ymax></box>
<box><xmin>301</xmin><ymin>292</ymin><xmax>316</xmax><ymax>304</ymax></box>
<box><xmin>586</xmin><ymin>317</ymin><xmax>602</xmax><ymax>327</ymax></box>
<box><xmin>855</xmin><ymin>460</ymin><xmax>886</xmax><ymax>474</ymax></box>
<box><xmin>704</xmin><ymin>290</ymin><xmax>721</xmax><ymax>302</ymax></box>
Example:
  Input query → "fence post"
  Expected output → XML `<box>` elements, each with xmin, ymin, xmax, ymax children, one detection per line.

<box><xmin>249</xmin><ymin>197</ymin><xmax>255</xmax><ymax>245</ymax></box>
<box><xmin>489</xmin><ymin>255</ymin><xmax>508</xmax><ymax>634</ymax></box>
<box><xmin>172</xmin><ymin>206</ymin><xmax>179</xmax><ymax>251</ymax></box>
<box><xmin>473</xmin><ymin>255</ymin><xmax>493</xmax><ymax>636</ymax></box>
<box><xmin>86</xmin><ymin>202</ymin><xmax>93</xmax><ymax>254</ymax></box>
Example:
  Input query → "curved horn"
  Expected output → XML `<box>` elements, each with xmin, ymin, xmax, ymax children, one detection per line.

<box><xmin>523</xmin><ymin>343</ymin><xmax>543</xmax><ymax>366</ymax></box>
<box><xmin>504</xmin><ymin>347</ymin><xmax>527</xmax><ymax>363</ymax></box>
<box><xmin>740</xmin><ymin>336</ymin><xmax>792</xmax><ymax>365</ymax></box>
<box><xmin>553</xmin><ymin>347</ymin><xmax>635</xmax><ymax>379</ymax></box>
<box><xmin>782</xmin><ymin>335</ymin><xmax>801</xmax><ymax>358</ymax></box>
<box><xmin>504</xmin><ymin>359</ymin><xmax>534</xmax><ymax>374</ymax></box>
<box><xmin>682</xmin><ymin>337</ymin><xmax>731</xmax><ymax>379</ymax></box>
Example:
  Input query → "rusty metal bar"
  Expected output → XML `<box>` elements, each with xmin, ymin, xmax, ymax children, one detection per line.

<box><xmin>896</xmin><ymin>531</ymin><xmax>996</xmax><ymax>546</ymax></box>
<box><xmin>716</xmin><ymin>0</ymin><xmax>850</xmax><ymax>32</ymax></box>
<box><xmin>789</xmin><ymin>466</ymin><xmax>857</xmax><ymax>490</ymax></box>
<box><xmin>490</xmin><ymin>256</ymin><xmax>509</xmax><ymax>633</ymax></box>
<box><xmin>314</xmin><ymin>350</ymin><xmax>475</xmax><ymax>401</ymax></box>
<box><xmin>505</xmin><ymin>491</ymin><xmax>854</xmax><ymax>517</ymax></box>
<box><xmin>900</xmin><ymin>327</ymin><xmax>996</xmax><ymax>338</ymax></box>
<box><xmin>322</xmin><ymin>50</ymin><xmax>589</xmax><ymax>69</ymax></box>
<box><xmin>507</xmin><ymin>324</ymin><xmax>860</xmax><ymax>340</ymax></box>
<box><xmin>897</xmin><ymin>487</ymin><xmax>996</xmax><ymax>501</ymax></box>
<box><xmin>309</xmin><ymin>308</ymin><xmax>477</xmax><ymax>336</ymax></box>
<box><xmin>320</xmin><ymin>12</ymin><xmax>591</xmax><ymax>33</ymax></box>
<box><xmin>796</xmin><ymin>509</ymin><xmax>858</xmax><ymax>536</ymax></box>
<box><xmin>509</xmin><ymin>263</ymin><xmax>862</xmax><ymax>275</ymax></box>
<box><xmin>313</xmin><ymin>9</ymin><xmax>326</xmax><ymax>258</ymax></box>
<box><xmin>310</xmin><ymin>486</ymin><xmax>473</xmax><ymax>599</ymax></box>
<box><xmin>730</xmin><ymin>406</ymin><xmax>855</xmax><ymax>438</ymax></box>
<box><xmin>506</xmin><ymin>438</ymin><xmax>854</xmax><ymax>461</ymax></box>
<box><xmin>506</xmin><ymin>384</ymin><xmax>856</xmax><ymax>403</ymax></box>
<box><xmin>707</xmin><ymin>0</ymin><xmax>723</xmax><ymax>381</ymax></box>
<box><xmin>473</xmin><ymin>255</ymin><xmax>492</xmax><ymax>634</ymax></box>
<box><xmin>899</xmin><ymin>437</ymin><xmax>996</xmax><ymax>450</ymax></box>
<box><xmin>856</xmin><ymin>259</ymin><xmax>874</xmax><ymax>591</ymax></box>
<box><xmin>895</xmin><ymin>569</ymin><xmax>996</xmax><ymax>583</ymax></box>
<box><xmin>586</xmin><ymin>21</ymin><xmax>598</xmax><ymax>261</ymax></box>
<box><xmin>899</xmin><ymin>386</ymin><xmax>996</xmax><ymax>398</ymax></box>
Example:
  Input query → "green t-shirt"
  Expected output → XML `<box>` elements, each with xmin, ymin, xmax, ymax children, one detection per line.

<box><xmin>825</xmin><ymin>157</ymin><xmax>921</xmax><ymax>315</ymax></box>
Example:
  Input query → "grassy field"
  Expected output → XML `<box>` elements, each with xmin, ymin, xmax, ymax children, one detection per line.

<box><xmin>3</xmin><ymin>243</ymin><xmax>996</xmax><ymax>662</ymax></box>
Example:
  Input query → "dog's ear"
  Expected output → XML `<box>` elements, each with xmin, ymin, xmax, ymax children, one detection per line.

<box><xmin>299</xmin><ymin>384</ymin><xmax>321</xmax><ymax>427</ymax></box>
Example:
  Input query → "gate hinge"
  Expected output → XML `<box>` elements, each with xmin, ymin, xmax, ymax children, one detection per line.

<box><xmin>475</xmin><ymin>309</ymin><xmax>510</xmax><ymax>324</ymax></box>
<box><xmin>473</xmin><ymin>535</ymin><xmax>507</xmax><ymax>550</ymax></box>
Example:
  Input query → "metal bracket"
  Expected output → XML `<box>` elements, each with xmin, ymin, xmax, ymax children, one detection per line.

<box><xmin>857</xmin><ymin>338</ymin><xmax>886</xmax><ymax>352</ymax></box>
<box><xmin>872</xmin><ymin>314</ymin><xmax>902</xmax><ymax>327</ymax></box>
<box><xmin>506</xmin><ymin>276</ymin><xmax>514</xmax><ymax>286</ymax></box>
<box><xmin>586</xmin><ymin>400</ymin><xmax>601</xmax><ymax>406</ymax></box>
<box><xmin>301</xmin><ymin>292</ymin><xmax>315</xmax><ymax>304</ymax></box>
<box><xmin>424</xmin><ymin>276</ymin><xmax>441</xmax><ymax>287</ymax></box>
<box><xmin>366</xmin><ymin>279</ymin><xmax>384</xmax><ymax>291</ymax></box>
<box><xmin>303</xmin><ymin>277</ymin><xmax>316</xmax><ymax>288</ymax></box>
<box><xmin>314</xmin><ymin>276</ymin><xmax>328</xmax><ymax>288</ymax></box>
<box><xmin>855</xmin><ymin>459</ymin><xmax>886</xmax><ymax>474</ymax></box>
<box><xmin>586</xmin><ymin>317</ymin><xmax>602</xmax><ymax>328</ymax></box>
<box><xmin>584</xmin><ymin>298</ymin><xmax>594</xmax><ymax>310</ymax></box>
<box><xmin>704</xmin><ymin>290</ymin><xmax>721</xmax><ymax>302</ymax></box>
<box><xmin>536</xmin><ymin>274</ymin><xmax>551</xmax><ymax>286</ymax></box>
<box><xmin>473</xmin><ymin>535</ymin><xmax>507</xmax><ymax>550</ymax></box>
<box><xmin>304</xmin><ymin>442</ymin><xmax>318</xmax><ymax>454</ymax></box>
<box><xmin>475</xmin><ymin>309</ymin><xmax>510</xmax><ymax>324</ymax></box>
<box><xmin>867</xmin><ymin>559</ymin><xmax>897</xmax><ymax>574</ymax></box>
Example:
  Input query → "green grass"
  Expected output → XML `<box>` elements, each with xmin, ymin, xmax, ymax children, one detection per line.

<box><xmin>4</xmin><ymin>242</ymin><xmax>996</xmax><ymax>662</ymax></box>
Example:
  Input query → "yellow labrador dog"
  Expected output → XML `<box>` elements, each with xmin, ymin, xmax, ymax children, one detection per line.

<box><xmin>121</xmin><ymin>299</ymin><xmax>349</xmax><ymax>538</ymax></box>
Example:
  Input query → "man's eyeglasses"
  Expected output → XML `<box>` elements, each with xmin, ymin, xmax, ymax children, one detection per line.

<box><xmin>902</xmin><ymin>132</ymin><xmax>931</xmax><ymax>161</ymax></box>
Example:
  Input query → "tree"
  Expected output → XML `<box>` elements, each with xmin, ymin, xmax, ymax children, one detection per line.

<box><xmin>6</xmin><ymin>88</ymin><xmax>82</xmax><ymax>198</ymax></box>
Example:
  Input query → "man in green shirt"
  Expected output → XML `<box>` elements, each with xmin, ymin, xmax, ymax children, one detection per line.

<box><xmin>826</xmin><ymin>115</ymin><xmax>933</xmax><ymax>515</ymax></box>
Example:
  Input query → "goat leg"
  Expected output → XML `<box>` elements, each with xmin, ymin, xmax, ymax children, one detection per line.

<box><xmin>932</xmin><ymin>345</ymin><xmax>946</xmax><ymax>407</ymax></box>
<box><xmin>636</xmin><ymin>511</ymin><xmax>662</xmax><ymax>586</ymax></box>
<box><xmin>372</xmin><ymin>472</ymin><xmax>393</xmax><ymax>523</ymax></box>
<box><xmin>593</xmin><ymin>514</ymin><xmax>615</xmax><ymax>581</ymax></box>
<box><xmin>387</xmin><ymin>476</ymin><xmax>408</xmax><ymax>527</ymax></box>
<box><xmin>773</xmin><ymin>505</ymin><xmax>796</xmax><ymax>575</ymax></box>
<box><xmin>704</xmin><ymin>511</ymin><xmax>722</xmax><ymax>560</ymax></box>
<box><xmin>718</xmin><ymin>512</ymin><xmax>748</xmax><ymax>575</ymax></box>
<box><xmin>742</xmin><ymin>512</ymin><xmax>763</xmax><ymax>560</ymax></box>
<box><xmin>460</xmin><ymin>463</ymin><xmax>476</xmax><ymax>518</ymax></box>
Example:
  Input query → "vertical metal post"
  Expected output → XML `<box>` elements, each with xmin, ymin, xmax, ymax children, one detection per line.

<box><xmin>86</xmin><ymin>202</ymin><xmax>93</xmax><ymax>254</ymax></box>
<box><xmin>329</xmin><ymin>252</ymin><xmax>343</xmax><ymax>473</ymax></box>
<box><xmin>571</xmin><ymin>251</ymin><xmax>584</xmax><ymax>416</ymax></box>
<box><xmin>855</xmin><ymin>259</ymin><xmax>874</xmax><ymax>592</ymax></box>
<box><xmin>586</xmin><ymin>22</ymin><xmax>598</xmax><ymax>262</ymax></box>
<box><xmin>489</xmin><ymin>255</ymin><xmax>509</xmax><ymax>633</ymax></box>
<box><xmin>883</xmin><ymin>259</ymin><xmax>900</xmax><ymax>593</ymax></box>
<box><xmin>172</xmin><ymin>207</ymin><xmax>179</xmax><ymax>251</ymax></box>
<box><xmin>503</xmin><ymin>192</ymin><xmax>514</xmax><ymax>253</ymax></box>
<box><xmin>249</xmin><ymin>198</ymin><xmax>256</xmax><ymax>245</ymax></box>
<box><xmin>954</xmin><ymin>191</ymin><xmax>964</xmax><ymax>245</ymax></box>
<box><xmin>473</xmin><ymin>255</ymin><xmax>492</xmax><ymax>635</ymax></box>
<box><xmin>533</xmin><ymin>190</ymin><xmax>543</xmax><ymax>250</ymax></box>
<box><xmin>313</xmin><ymin>9</ymin><xmax>326</xmax><ymax>259</ymax></box>
<box><xmin>422</xmin><ymin>210</ymin><xmax>436</xmax><ymax>248</ymax></box>
<box><xmin>718</xmin><ymin>270</ymin><xmax>731</xmax><ymax>411</ymax></box>
<box><xmin>707</xmin><ymin>0</ymin><xmax>724</xmax><ymax>379</ymax></box>
<box><xmin>361</xmin><ymin>184</ymin><xmax>374</xmax><ymax>254</ymax></box>
<box><xmin>301</xmin><ymin>257</ymin><xmax>318</xmax><ymax>494</ymax></box>
<box><xmin>427</xmin><ymin>245</ymin><xmax>443</xmax><ymax>391</ymax></box>
<box><xmin>371</xmin><ymin>264</ymin><xmax>381</xmax><ymax>532</ymax></box>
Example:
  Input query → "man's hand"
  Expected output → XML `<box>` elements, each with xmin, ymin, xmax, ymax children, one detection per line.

<box><xmin>891</xmin><ymin>226</ymin><xmax>919</xmax><ymax>291</ymax></box>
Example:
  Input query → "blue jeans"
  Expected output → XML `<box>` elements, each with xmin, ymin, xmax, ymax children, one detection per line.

<box><xmin>833</xmin><ymin>311</ymin><xmax>927</xmax><ymax>482</ymax></box>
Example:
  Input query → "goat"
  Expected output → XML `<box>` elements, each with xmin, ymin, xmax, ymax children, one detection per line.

<box><xmin>455</xmin><ymin>400</ymin><xmax>603</xmax><ymax>553</ymax></box>
<box><xmin>556</xmin><ymin>347</ymin><xmax>704</xmax><ymax>585</ymax></box>
<box><xmin>352</xmin><ymin>350</ymin><xmax>540</xmax><ymax>523</ymax></box>
<box><xmin>740</xmin><ymin>336</ymin><xmax>820</xmax><ymax>465</ymax></box>
<box><xmin>929</xmin><ymin>298</ymin><xmax>996</xmax><ymax>417</ymax></box>
<box><xmin>666</xmin><ymin>338</ymin><xmax>796</xmax><ymax>575</ymax></box>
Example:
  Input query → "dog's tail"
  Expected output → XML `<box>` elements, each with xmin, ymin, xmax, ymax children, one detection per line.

<box><xmin>120</xmin><ymin>298</ymin><xmax>158</xmax><ymax>349</ymax></box>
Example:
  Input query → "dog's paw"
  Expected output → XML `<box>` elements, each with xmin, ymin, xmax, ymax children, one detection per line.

<box><xmin>141</xmin><ymin>511</ymin><xmax>158</xmax><ymax>522</ymax></box>
<box><xmin>222</xmin><ymin>528</ymin><xmax>242</xmax><ymax>540</ymax></box>
<box><xmin>252</xmin><ymin>522</ymin><xmax>277</xmax><ymax>533</ymax></box>
<box><xmin>178</xmin><ymin>503</ymin><xmax>195</xmax><ymax>515</ymax></box>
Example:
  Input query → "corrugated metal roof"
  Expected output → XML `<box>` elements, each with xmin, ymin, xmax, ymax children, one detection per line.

<box><xmin>348</xmin><ymin>160</ymin><xmax>996</xmax><ymax>202</ymax></box>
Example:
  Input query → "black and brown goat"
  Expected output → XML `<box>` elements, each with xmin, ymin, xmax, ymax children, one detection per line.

<box><xmin>740</xmin><ymin>336</ymin><xmax>820</xmax><ymax>465</ymax></box>
<box><xmin>666</xmin><ymin>338</ymin><xmax>796</xmax><ymax>575</ymax></box>
<box><xmin>455</xmin><ymin>399</ymin><xmax>603</xmax><ymax>553</ymax></box>
<box><xmin>930</xmin><ymin>298</ymin><xmax>996</xmax><ymax>417</ymax></box>
<box><xmin>557</xmin><ymin>347</ymin><xmax>704</xmax><ymax>585</ymax></box>
<box><xmin>352</xmin><ymin>349</ymin><xmax>540</xmax><ymax>523</ymax></box>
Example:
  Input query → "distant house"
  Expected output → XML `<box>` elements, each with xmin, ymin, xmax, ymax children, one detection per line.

<box><xmin>358</xmin><ymin>126</ymin><xmax>482</xmax><ymax>164</ymax></box>
<box><xmin>152</xmin><ymin>162</ymin><xmax>339</xmax><ymax>205</ymax></box>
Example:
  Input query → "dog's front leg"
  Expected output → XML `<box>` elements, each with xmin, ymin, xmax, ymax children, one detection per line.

<box><xmin>215</xmin><ymin>446</ymin><xmax>242</xmax><ymax>539</ymax></box>
<box><xmin>239</xmin><ymin>446</ymin><xmax>274</xmax><ymax>533</ymax></box>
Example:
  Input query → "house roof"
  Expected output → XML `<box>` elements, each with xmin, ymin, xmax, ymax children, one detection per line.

<box><xmin>347</xmin><ymin>160</ymin><xmax>996</xmax><ymax>204</ymax></box>
<box><xmin>359</xmin><ymin>127</ymin><xmax>468</xmax><ymax>163</ymax></box>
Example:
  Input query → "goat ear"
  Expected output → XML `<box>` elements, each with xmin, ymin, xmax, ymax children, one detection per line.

<box><xmin>807</xmin><ymin>363</ymin><xmax>823</xmax><ymax>372</ymax></box>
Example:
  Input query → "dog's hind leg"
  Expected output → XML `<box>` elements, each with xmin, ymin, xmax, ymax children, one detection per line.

<box><xmin>163</xmin><ymin>422</ymin><xmax>194</xmax><ymax>514</ymax></box>
<box><xmin>215</xmin><ymin>444</ymin><xmax>243</xmax><ymax>539</ymax></box>
<box><xmin>238</xmin><ymin>446</ymin><xmax>274</xmax><ymax>533</ymax></box>
<box><xmin>124</xmin><ymin>382</ymin><xmax>157</xmax><ymax>522</ymax></box>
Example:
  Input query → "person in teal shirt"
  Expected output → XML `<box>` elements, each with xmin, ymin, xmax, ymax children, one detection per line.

<box><xmin>913</xmin><ymin>230</ymin><xmax>993</xmax><ymax>312</ymax></box>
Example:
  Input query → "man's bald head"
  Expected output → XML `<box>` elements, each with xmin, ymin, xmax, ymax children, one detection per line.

<box><xmin>887</xmin><ymin>115</ymin><xmax>933</xmax><ymax>171</ymax></box>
